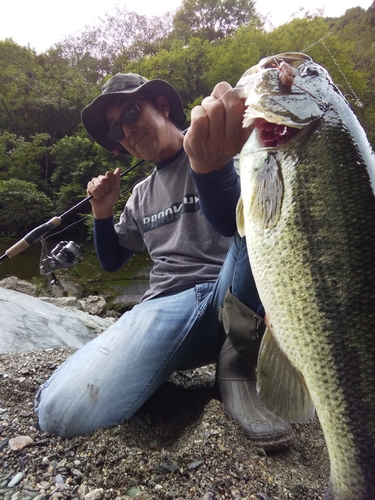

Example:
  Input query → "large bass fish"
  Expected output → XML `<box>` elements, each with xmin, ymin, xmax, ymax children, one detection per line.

<box><xmin>235</xmin><ymin>52</ymin><xmax>375</xmax><ymax>499</ymax></box>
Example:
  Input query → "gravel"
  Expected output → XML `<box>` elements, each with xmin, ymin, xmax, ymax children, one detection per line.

<box><xmin>0</xmin><ymin>347</ymin><xmax>329</xmax><ymax>500</ymax></box>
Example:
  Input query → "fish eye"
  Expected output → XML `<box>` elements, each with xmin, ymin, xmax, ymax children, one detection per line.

<box><xmin>301</xmin><ymin>65</ymin><xmax>320</xmax><ymax>77</ymax></box>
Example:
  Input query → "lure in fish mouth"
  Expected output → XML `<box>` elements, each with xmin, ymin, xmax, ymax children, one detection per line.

<box><xmin>236</xmin><ymin>52</ymin><xmax>333</xmax><ymax>150</ymax></box>
<box><xmin>236</xmin><ymin>53</ymin><xmax>375</xmax><ymax>500</ymax></box>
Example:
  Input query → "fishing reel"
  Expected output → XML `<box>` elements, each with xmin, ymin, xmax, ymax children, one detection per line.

<box><xmin>39</xmin><ymin>237</ymin><xmax>82</xmax><ymax>276</ymax></box>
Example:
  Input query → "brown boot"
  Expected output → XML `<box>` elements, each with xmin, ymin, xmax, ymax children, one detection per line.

<box><xmin>217</xmin><ymin>338</ymin><xmax>294</xmax><ymax>451</ymax></box>
<box><xmin>217</xmin><ymin>287</ymin><xmax>293</xmax><ymax>451</ymax></box>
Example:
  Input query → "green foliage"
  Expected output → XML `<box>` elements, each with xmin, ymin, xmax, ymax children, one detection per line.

<box><xmin>0</xmin><ymin>2</ymin><xmax>375</xmax><ymax>242</ymax></box>
<box><xmin>50</xmin><ymin>133</ymin><xmax>153</xmax><ymax>215</ymax></box>
<box><xmin>264</xmin><ymin>16</ymin><xmax>329</xmax><ymax>55</ymax></box>
<box><xmin>172</xmin><ymin>0</ymin><xmax>259</xmax><ymax>43</ymax></box>
<box><xmin>263</xmin><ymin>17</ymin><xmax>368</xmax><ymax>106</ymax></box>
<box><xmin>329</xmin><ymin>4</ymin><xmax>375</xmax><ymax>146</ymax></box>
<box><xmin>0</xmin><ymin>178</ymin><xmax>53</xmax><ymax>237</ymax></box>
<box><xmin>127</xmin><ymin>37</ymin><xmax>214</xmax><ymax>106</ymax></box>
<box><xmin>0</xmin><ymin>131</ymin><xmax>51</xmax><ymax>190</ymax></box>
<box><xmin>50</xmin><ymin>134</ymin><xmax>144</xmax><ymax>192</ymax></box>
<box><xmin>50</xmin><ymin>134</ymin><xmax>98</xmax><ymax>189</ymax></box>
<box><xmin>0</xmin><ymin>40</ymin><xmax>92</xmax><ymax>147</ymax></box>
<box><xmin>0</xmin><ymin>40</ymin><xmax>36</xmax><ymax>138</ymax></box>
<box><xmin>205</xmin><ymin>24</ymin><xmax>268</xmax><ymax>88</ymax></box>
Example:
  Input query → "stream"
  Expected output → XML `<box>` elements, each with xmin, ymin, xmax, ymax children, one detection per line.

<box><xmin>0</xmin><ymin>238</ymin><xmax>152</xmax><ymax>306</ymax></box>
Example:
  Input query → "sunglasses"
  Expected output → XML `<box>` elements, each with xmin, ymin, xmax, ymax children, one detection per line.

<box><xmin>106</xmin><ymin>101</ymin><xmax>142</xmax><ymax>143</ymax></box>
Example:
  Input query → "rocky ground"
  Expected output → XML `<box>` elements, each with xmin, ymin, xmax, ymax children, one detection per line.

<box><xmin>0</xmin><ymin>347</ymin><xmax>330</xmax><ymax>500</ymax></box>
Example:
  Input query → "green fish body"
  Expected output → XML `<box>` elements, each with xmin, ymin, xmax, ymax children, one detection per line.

<box><xmin>236</xmin><ymin>53</ymin><xmax>375</xmax><ymax>499</ymax></box>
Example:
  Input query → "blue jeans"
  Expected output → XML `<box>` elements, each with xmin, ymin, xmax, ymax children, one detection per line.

<box><xmin>35</xmin><ymin>233</ymin><xmax>261</xmax><ymax>438</ymax></box>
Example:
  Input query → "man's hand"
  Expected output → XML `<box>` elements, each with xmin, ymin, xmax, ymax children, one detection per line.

<box><xmin>184</xmin><ymin>82</ymin><xmax>252</xmax><ymax>174</ymax></box>
<box><xmin>87</xmin><ymin>168</ymin><xmax>122</xmax><ymax>219</ymax></box>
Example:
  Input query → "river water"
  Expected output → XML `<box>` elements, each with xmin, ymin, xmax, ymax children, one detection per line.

<box><xmin>0</xmin><ymin>238</ymin><xmax>152</xmax><ymax>300</ymax></box>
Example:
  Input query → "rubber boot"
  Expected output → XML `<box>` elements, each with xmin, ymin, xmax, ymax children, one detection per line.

<box><xmin>216</xmin><ymin>287</ymin><xmax>294</xmax><ymax>451</ymax></box>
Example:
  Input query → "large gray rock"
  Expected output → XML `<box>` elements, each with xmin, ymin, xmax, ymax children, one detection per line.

<box><xmin>0</xmin><ymin>288</ymin><xmax>114</xmax><ymax>354</ymax></box>
<box><xmin>0</xmin><ymin>277</ymin><xmax>38</xmax><ymax>296</ymax></box>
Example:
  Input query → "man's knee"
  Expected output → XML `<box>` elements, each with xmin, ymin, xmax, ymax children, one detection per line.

<box><xmin>35</xmin><ymin>379</ymin><xmax>87</xmax><ymax>438</ymax></box>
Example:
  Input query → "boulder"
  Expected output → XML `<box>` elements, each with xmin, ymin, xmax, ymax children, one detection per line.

<box><xmin>0</xmin><ymin>288</ymin><xmax>114</xmax><ymax>354</ymax></box>
<box><xmin>0</xmin><ymin>277</ymin><xmax>38</xmax><ymax>296</ymax></box>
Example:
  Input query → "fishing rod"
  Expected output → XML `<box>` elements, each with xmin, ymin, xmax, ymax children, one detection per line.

<box><xmin>0</xmin><ymin>159</ymin><xmax>145</xmax><ymax>271</ymax></box>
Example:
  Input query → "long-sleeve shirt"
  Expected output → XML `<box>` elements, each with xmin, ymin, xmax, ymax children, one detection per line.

<box><xmin>93</xmin><ymin>148</ymin><xmax>240</xmax><ymax>301</ymax></box>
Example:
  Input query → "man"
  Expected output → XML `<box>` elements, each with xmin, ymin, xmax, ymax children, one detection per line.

<box><xmin>35</xmin><ymin>73</ymin><xmax>292</xmax><ymax>450</ymax></box>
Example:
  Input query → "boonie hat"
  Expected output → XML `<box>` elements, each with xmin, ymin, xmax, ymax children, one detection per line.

<box><xmin>81</xmin><ymin>73</ymin><xmax>186</xmax><ymax>154</ymax></box>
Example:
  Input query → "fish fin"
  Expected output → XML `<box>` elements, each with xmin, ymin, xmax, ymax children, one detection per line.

<box><xmin>236</xmin><ymin>197</ymin><xmax>246</xmax><ymax>237</ymax></box>
<box><xmin>256</xmin><ymin>327</ymin><xmax>315</xmax><ymax>423</ymax></box>
<box><xmin>249</xmin><ymin>152</ymin><xmax>283</xmax><ymax>229</ymax></box>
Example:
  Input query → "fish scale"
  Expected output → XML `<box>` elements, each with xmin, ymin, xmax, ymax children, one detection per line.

<box><xmin>237</xmin><ymin>53</ymin><xmax>375</xmax><ymax>499</ymax></box>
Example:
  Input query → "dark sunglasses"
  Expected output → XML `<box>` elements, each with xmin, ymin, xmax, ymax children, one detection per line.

<box><xmin>106</xmin><ymin>101</ymin><xmax>142</xmax><ymax>143</ymax></box>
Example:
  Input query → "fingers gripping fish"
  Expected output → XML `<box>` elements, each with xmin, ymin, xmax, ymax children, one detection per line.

<box><xmin>235</xmin><ymin>53</ymin><xmax>375</xmax><ymax>500</ymax></box>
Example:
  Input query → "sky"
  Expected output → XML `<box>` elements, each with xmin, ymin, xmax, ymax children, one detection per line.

<box><xmin>1</xmin><ymin>0</ymin><xmax>373</xmax><ymax>53</ymax></box>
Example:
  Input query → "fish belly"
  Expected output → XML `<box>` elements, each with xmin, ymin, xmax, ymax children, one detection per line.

<box><xmin>240</xmin><ymin>120</ymin><xmax>375</xmax><ymax>499</ymax></box>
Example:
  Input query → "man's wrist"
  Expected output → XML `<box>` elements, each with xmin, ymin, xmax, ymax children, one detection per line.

<box><xmin>190</xmin><ymin>158</ymin><xmax>235</xmax><ymax>182</ymax></box>
<box><xmin>190</xmin><ymin>155</ymin><xmax>232</xmax><ymax>174</ymax></box>
<box><xmin>92</xmin><ymin>208</ymin><xmax>114</xmax><ymax>220</ymax></box>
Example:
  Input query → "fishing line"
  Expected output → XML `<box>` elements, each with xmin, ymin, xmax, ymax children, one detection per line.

<box><xmin>43</xmin><ymin>217</ymin><xmax>87</xmax><ymax>240</ymax></box>
<box><xmin>320</xmin><ymin>40</ymin><xmax>364</xmax><ymax>107</ymax></box>
<box><xmin>302</xmin><ymin>31</ymin><xmax>363</xmax><ymax>107</ymax></box>
<box><xmin>302</xmin><ymin>32</ymin><xmax>333</xmax><ymax>53</ymax></box>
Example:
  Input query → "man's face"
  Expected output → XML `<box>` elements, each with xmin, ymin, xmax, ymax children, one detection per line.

<box><xmin>105</xmin><ymin>97</ymin><xmax>179</xmax><ymax>162</ymax></box>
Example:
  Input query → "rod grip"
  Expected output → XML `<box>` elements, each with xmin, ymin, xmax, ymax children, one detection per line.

<box><xmin>1</xmin><ymin>216</ymin><xmax>61</xmax><ymax>260</ymax></box>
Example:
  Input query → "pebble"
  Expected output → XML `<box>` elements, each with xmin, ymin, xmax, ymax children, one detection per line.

<box><xmin>23</xmin><ymin>487</ymin><xmax>41</xmax><ymax>497</ymax></box>
<box><xmin>78</xmin><ymin>484</ymin><xmax>90</xmax><ymax>497</ymax></box>
<box><xmin>37</xmin><ymin>480</ymin><xmax>51</xmax><ymax>489</ymax></box>
<box><xmin>72</xmin><ymin>468</ymin><xmax>83</xmax><ymax>477</ymax></box>
<box><xmin>7</xmin><ymin>471</ymin><xmax>25</xmax><ymax>487</ymax></box>
<box><xmin>0</xmin><ymin>437</ymin><xmax>10</xmax><ymax>451</ymax></box>
<box><xmin>84</xmin><ymin>488</ymin><xmax>104</xmax><ymax>500</ymax></box>
<box><xmin>202</xmin><ymin>493</ymin><xmax>217</xmax><ymax>500</ymax></box>
<box><xmin>126</xmin><ymin>486</ymin><xmax>140</xmax><ymax>497</ymax></box>
<box><xmin>8</xmin><ymin>436</ymin><xmax>34</xmax><ymax>451</ymax></box>
<box><xmin>54</xmin><ymin>474</ymin><xmax>65</xmax><ymax>485</ymax></box>
<box><xmin>18</xmin><ymin>410</ymin><xmax>32</xmax><ymax>417</ymax></box>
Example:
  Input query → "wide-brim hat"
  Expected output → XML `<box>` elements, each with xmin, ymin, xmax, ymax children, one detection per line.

<box><xmin>81</xmin><ymin>73</ymin><xmax>186</xmax><ymax>154</ymax></box>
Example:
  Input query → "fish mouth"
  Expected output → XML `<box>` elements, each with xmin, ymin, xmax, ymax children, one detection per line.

<box><xmin>254</xmin><ymin>118</ymin><xmax>300</xmax><ymax>148</ymax></box>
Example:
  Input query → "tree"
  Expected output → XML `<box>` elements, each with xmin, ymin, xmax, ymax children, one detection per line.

<box><xmin>329</xmin><ymin>3</ymin><xmax>375</xmax><ymax>146</ymax></box>
<box><xmin>58</xmin><ymin>7</ymin><xmax>174</xmax><ymax>76</ymax></box>
<box><xmin>127</xmin><ymin>37</ymin><xmax>214</xmax><ymax>107</ymax></box>
<box><xmin>50</xmin><ymin>134</ymin><xmax>153</xmax><ymax>214</ymax></box>
<box><xmin>205</xmin><ymin>24</ymin><xmax>268</xmax><ymax>89</ymax></box>
<box><xmin>0</xmin><ymin>40</ymin><xmax>93</xmax><ymax>151</ymax></box>
<box><xmin>1</xmin><ymin>2</ymin><xmax>374</xmax><ymax>243</ymax></box>
<box><xmin>172</xmin><ymin>0</ymin><xmax>260</xmax><ymax>43</ymax></box>
<box><xmin>0</xmin><ymin>131</ymin><xmax>51</xmax><ymax>190</ymax></box>
<box><xmin>0</xmin><ymin>178</ymin><xmax>53</xmax><ymax>237</ymax></box>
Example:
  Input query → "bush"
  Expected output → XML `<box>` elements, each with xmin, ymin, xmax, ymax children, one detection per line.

<box><xmin>0</xmin><ymin>178</ymin><xmax>54</xmax><ymax>237</ymax></box>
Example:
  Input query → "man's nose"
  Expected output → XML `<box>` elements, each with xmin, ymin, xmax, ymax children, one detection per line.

<box><xmin>122</xmin><ymin>122</ymin><xmax>136</xmax><ymax>138</ymax></box>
